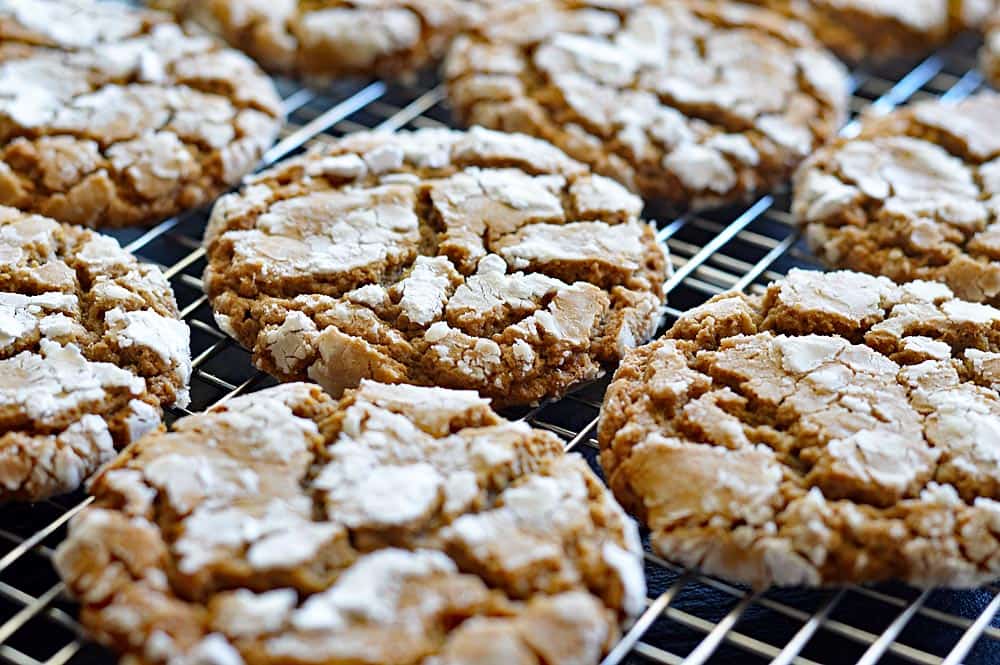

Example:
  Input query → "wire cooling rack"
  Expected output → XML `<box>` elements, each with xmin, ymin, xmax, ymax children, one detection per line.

<box><xmin>2</xmin><ymin>24</ymin><xmax>999</xmax><ymax>665</ymax></box>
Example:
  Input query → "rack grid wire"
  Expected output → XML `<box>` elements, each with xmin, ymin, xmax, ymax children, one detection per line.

<box><xmin>1</xmin><ymin>24</ymin><xmax>999</xmax><ymax>665</ymax></box>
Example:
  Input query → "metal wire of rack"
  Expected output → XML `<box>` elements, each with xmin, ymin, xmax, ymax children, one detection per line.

<box><xmin>1</xmin><ymin>26</ymin><xmax>999</xmax><ymax>665</ymax></box>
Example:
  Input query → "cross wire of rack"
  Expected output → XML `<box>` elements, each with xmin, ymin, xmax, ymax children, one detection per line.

<box><xmin>2</xmin><ymin>28</ymin><xmax>999</xmax><ymax>665</ymax></box>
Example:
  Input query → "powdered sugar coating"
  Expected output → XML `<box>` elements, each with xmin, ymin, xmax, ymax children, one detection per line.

<box><xmin>203</xmin><ymin>127</ymin><xmax>668</xmax><ymax>407</ymax></box>
<box><xmin>54</xmin><ymin>381</ymin><xmax>644</xmax><ymax>665</ymax></box>
<box><xmin>151</xmin><ymin>0</ymin><xmax>489</xmax><ymax>80</ymax></box>
<box><xmin>744</xmin><ymin>0</ymin><xmax>985</xmax><ymax>62</ymax></box>
<box><xmin>601</xmin><ymin>268</ymin><xmax>1000</xmax><ymax>589</ymax></box>
<box><xmin>794</xmin><ymin>93</ymin><xmax>1000</xmax><ymax>305</ymax></box>
<box><xmin>445</xmin><ymin>0</ymin><xmax>849</xmax><ymax>210</ymax></box>
<box><xmin>0</xmin><ymin>0</ymin><xmax>282</xmax><ymax>228</ymax></box>
<box><xmin>0</xmin><ymin>207</ymin><xmax>190</xmax><ymax>501</ymax></box>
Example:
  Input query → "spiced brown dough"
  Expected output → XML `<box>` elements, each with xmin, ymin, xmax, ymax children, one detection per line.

<box><xmin>744</xmin><ymin>0</ymin><xmax>993</xmax><ymax>62</ymax></box>
<box><xmin>0</xmin><ymin>0</ymin><xmax>283</xmax><ymax>228</ymax></box>
<box><xmin>794</xmin><ymin>93</ymin><xmax>1000</xmax><ymax>305</ymax></box>
<box><xmin>444</xmin><ymin>0</ymin><xmax>850</xmax><ymax>210</ymax></box>
<box><xmin>151</xmin><ymin>0</ymin><xmax>499</xmax><ymax>81</ymax></box>
<box><xmin>982</xmin><ymin>8</ymin><xmax>1000</xmax><ymax>87</ymax></box>
<box><xmin>0</xmin><ymin>206</ymin><xmax>191</xmax><ymax>502</ymax></box>
<box><xmin>601</xmin><ymin>268</ymin><xmax>1000</xmax><ymax>589</ymax></box>
<box><xmin>202</xmin><ymin>127</ymin><xmax>669</xmax><ymax>407</ymax></box>
<box><xmin>54</xmin><ymin>380</ymin><xmax>646</xmax><ymax>665</ymax></box>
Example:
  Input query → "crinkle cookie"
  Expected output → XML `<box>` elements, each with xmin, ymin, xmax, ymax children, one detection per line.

<box><xmin>982</xmin><ymin>9</ymin><xmax>1000</xmax><ymax>87</ymax></box>
<box><xmin>203</xmin><ymin>127</ymin><xmax>668</xmax><ymax>407</ymax></box>
<box><xmin>0</xmin><ymin>207</ymin><xmax>191</xmax><ymax>502</ymax></box>
<box><xmin>744</xmin><ymin>0</ymin><xmax>992</xmax><ymax>62</ymax></box>
<box><xmin>54</xmin><ymin>380</ymin><xmax>645</xmax><ymax>665</ymax></box>
<box><xmin>444</xmin><ymin>0</ymin><xmax>849</xmax><ymax>210</ymax></box>
<box><xmin>152</xmin><ymin>0</ymin><xmax>490</xmax><ymax>80</ymax></box>
<box><xmin>601</xmin><ymin>267</ymin><xmax>1000</xmax><ymax>589</ymax></box>
<box><xmin>794</xmin><ymin>93</ymin><xmax>1000</xmax><ymax>305</ymax></box>
<box><xmin>0</xmin><ymin>0</ymin><xmax>283</xmax><ymax>228</ymax></box>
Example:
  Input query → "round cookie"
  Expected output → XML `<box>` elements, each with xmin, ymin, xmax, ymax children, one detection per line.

<box><xmin>54</xmin><ymin>380</ymin><xmax>646</xmax><ymax>665</ymax></box>
<box><xmin>743</xmin><ymin>0</ymin><xmax>991</xmax><ymax>62</ymax></box>
<box><xmin>202</xmin><ymin>127</ymin><xmax>668</xmax><ymax>407</ymax></box>
<box><xmin>793</xmin><ymin>93</ymin><xmax>1000</xmax><ymax>305</ymax></box>
<box><xmin>0</xmin><ymin>207</ymin><xmax>191</xmax><ymax>502</ymax></box>
<box><xmin>601</xmin><ymin>267</ymin><xmax>1000</xmax><ymax>589</ymax></box>
<box><xmin>444</xmin><ymin>0</ymin><xmax>849</xmax><ymax>210</ymax></box>
<box><xmin>0</xmin><ymin>0</ymin><xmax>283</xmax><ymax>228</ymax></box>
<box><xmin>151</xmin><ymin>0</ymin><xmax>489</xmax><ymax>81</ymax></box>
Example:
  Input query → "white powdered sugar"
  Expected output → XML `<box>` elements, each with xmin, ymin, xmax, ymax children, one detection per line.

<box><xmin>105</xmin><ymin>308</ymin><xmax>191</xmax><ymax>377</ymax></box>
<box><xmin>0</xmin><ymin>340</ymin><xmax>145</xmax><ymax>421</ymax></box>
<box><xmin>291</xmin><ymin>549</ymin><xmax>456</xmax><ymax>631</ymax></box>
<box><xmin>212</xmin><ymin>589</ymin><xmax>297</xmax><ymax>638</ymax></box>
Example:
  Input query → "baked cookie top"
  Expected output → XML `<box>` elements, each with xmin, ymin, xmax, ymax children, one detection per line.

<box><xmin>794</xmin><ymin>93</ymin><xmax>1000</xmax><ymax>305</ymax></box>
<box><xmin>601</xmin><ymin>268</ymin><xmax>1000</xmax><ymax>589</ymax></box>
<box><xmin>202</xmin><ymin>127</ymin><xmax>668</xmax><ymax>407</ymax></box>
<box><xmin>0</xmin><ymin>0</ymin><xmax>283</xmax><ymax>228</ymax></box>
<box><xmin>0</xmin><ymin>206</ymin><xmax>191</xmax><ymax>502</ymax></box>
<box><xmin>744</xmin><ymin>0</ymin><xmax>991</xmax><ymax>62</ymax></box>
<box><xmin>982</xmin><ymin>9</ymin><xmax>1000</xmax><ymax>88</ymax></box>
<box><xmin>152</xmin><ymin>0</ymin><xmax>489</xmax><ymax>80</ymax></box>
<box><xmin>55</xmin><ymin>381</ymin><xmax>645</xmax><ymax>665</ymax></box>
<box><xmin>444</xmin><ymin>0</ymin><xmax>849</xmax><ymax>210</ymax></box>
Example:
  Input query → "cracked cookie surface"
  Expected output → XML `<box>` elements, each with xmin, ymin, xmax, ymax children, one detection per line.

<box><xmin>601</xmin><ymin>268</ymin><xmax>1000</xmax><ymax>588</ymax></box>
<box><xmin>54</xmin><ymin>380</ymin><xmax>645</xmax><ymax>665</ymax></box>
<box><xmin>203</xmin><ymin>127</ymin><xmax>668</xmax><ymax>407</ymax></box>
<box><xmin>0</xmin><ymin>0</ymin><xmax>283</xmax><ymax>228</ymax></box>
<box><xmin>444</xmin><ymin>0</ymin><xmax>849</xmax><ymax>210</ymax></box>
<box><xmin>744</xmin><ymin>0</ymin><xmax>991</xmax><ymax>62</ymax></box>
<box><xmin>794</xmin><ymin>93</ymin><xmax>1000</xmax><ymax>305</ymax></box>
<box><xmin>152</xmin><ymin>0</ymin><xmax>493</xmax><ymax>81</ymax></box>
<box><xmin>0</xmin><ymin>206</ymin><xmax>191</xmax><ymax>502</ymax></box>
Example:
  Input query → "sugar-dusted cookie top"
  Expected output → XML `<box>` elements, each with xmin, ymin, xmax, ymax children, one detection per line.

<box><xmin>203</xmin><ymin>127</ymin><xmax>668</xmax><ymax>406</ymax></box>
<box><xmin>0</xmin><ymin>206</ymin><xmax>190</xmax><ymax>501</ymax></box>
<box><xmin>601</xmin><ymin>268</ymin><xmax>1000</xmax><ymax>588</ymax></box>
<box><xmin>794</xmin><ymin>93</ymin><xmax>1000</xmax><ymax>304</ymax></box>
<box><xmin>55</xmin><ymin>380</ymin><xmax>645</xmax><ymax>665</ymax></box>
<box><xmin>152</xmin><ymin>0</ymin><xmax>496</xmax><ymax>80</ymax></box>
<box><xmin>745</xmin><ymin>0</ymin><xmax>990</xmax><ymax>62</ymax></box>
<box><xmin>445</xmin><ymin>0</ymin><xmax>849</xmax><ymax>210</ymax></box>
<box><xmin>0</xmin><ymin>0</ymin><xmax>283</xmax><ymax>228</ymax></box>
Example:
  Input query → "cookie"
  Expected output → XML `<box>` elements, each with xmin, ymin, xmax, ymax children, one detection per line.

<box><xmin>444</xmin><ymin>0</ymin><xmax>849</xmax><ymax>210</ymax></box>
<box><xmin>0</xmin><ymin>207</ymin><xmax>191</xmax><ymax>502</ymax></box>
<box><xmin>54</xmin><ymin>380</ymin><xmax>645</xmax><ymax>665</ymax></box>
<box><xmin>744</xmin><ymin>0</ymin><xmax>991</xmax><ymax>62</ymax></box>
<box><xmin>202</xmin><ymin>127</ymin><xmax>668</xmax><ymax>407</ymax></box>
<box><xmin>152</xmin><ymin>0</ymin><xmax>488</xmax><ymax>80</ymax></box>
<box><xmin>982</xmin><ymin>9</ymin><xmax>1000</xmax><ymax>87</ymax></box>
<box><xmin>793</xmin><ymin>93</ymin><xmax>1000</xmax><ymax>305</ymax></box>
<box><xmin>601</xmin><ymin>267</ymin><xmax>1000</xmax><ymax>589</ymax></box>
<box><xmin>0</xmin><ymin>0</ymin><xmax>283</xmax><ymax>229</ymax></box>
